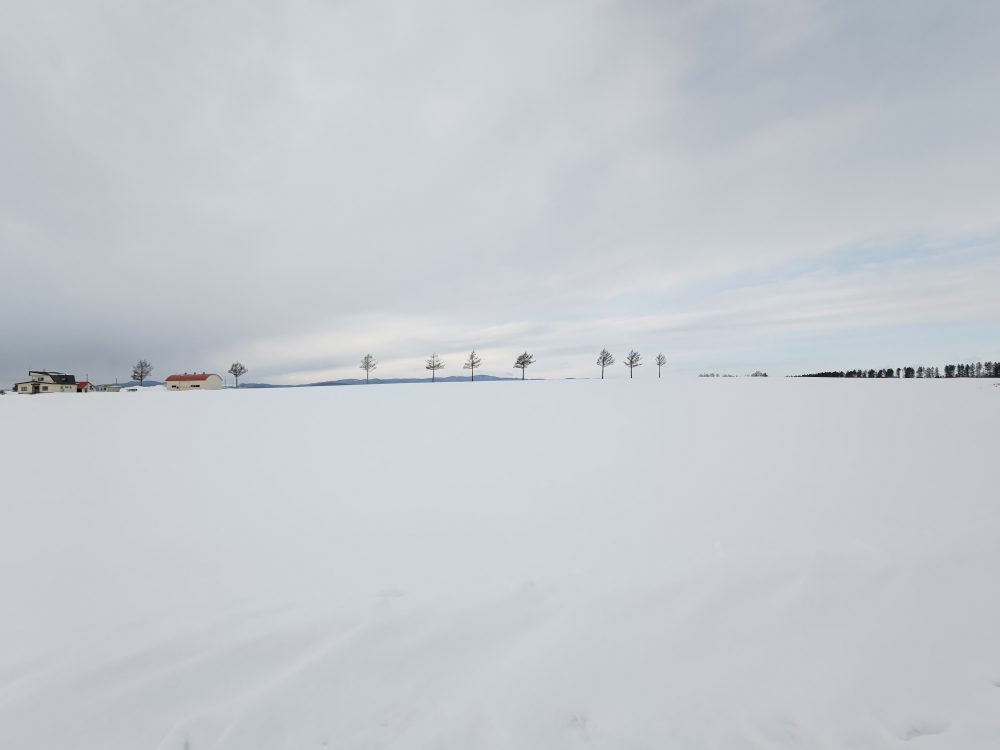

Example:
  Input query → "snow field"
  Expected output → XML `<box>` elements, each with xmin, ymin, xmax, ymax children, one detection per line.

<box><xmin>1</xmin><ymin>378</ymin><xmax>998</xmax><ymax>749</ymax></box>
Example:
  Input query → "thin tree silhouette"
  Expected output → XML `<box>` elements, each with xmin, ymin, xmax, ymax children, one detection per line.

<box><xmin>514</xmin><ymin>352</ymin><xmax>535</xmax><ymax>380</ymax></box>
<box><xmin>463</xmin><ymin>350</ymin><xmax>482</xmax><ymax>381</ymax></box>
<box><xmin>360</xmin><ymin>354</ymin><xmax>377</xmax><ymax>383</ymax></box>
<box><xmin>132</xmin><ymin>359</ymin><xmax>153</xmax><ymax>386</ymax></box>
<box><xmin>596</xmin><ymin>349</ymin><xmax>614</xmax><ymax>379</ymax></box>
<box><xmin>228</xmin><ymin>362</ymin><xmax>248</xmax><ymax>388</ymax></box>
<box><xmin>624</xmin><ymin>350</ymin><xmax>642</xmax><ymax>378</ymax></box>
<box><xmin>425</xmin><ymin>353</ymin><xmax>445</xmax><ymax>382</ymax></box>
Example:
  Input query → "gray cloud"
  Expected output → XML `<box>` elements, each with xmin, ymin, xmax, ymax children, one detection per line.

<box><xmin>2</xmin><ymin>0</ymin><xmax>999</xmax><ymax>385</ymax></box>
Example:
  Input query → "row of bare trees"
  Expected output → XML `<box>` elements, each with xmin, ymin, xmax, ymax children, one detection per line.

<box><xmin>359</xmin><ymin>349</ymin><xmax>666</xmax><ymax>382</ymax></box>
<box><xmin>360</xmin><ymin>351</ymin><xmax>538</xmax><ymax>382</ymax></box>
<box><xmin>129</xmin><ymin>348</ymin><xmax>668</xmax><ymax>389</ymax></box>
<box><xmin>801</xmin><ymin>362</ymin><xmax>1000</xmax><ymax>379</ymax></box>
<box><xmin>597</xmin><ymin>349</ymin><xmax>667</xmax><ymax>378</ymax></box>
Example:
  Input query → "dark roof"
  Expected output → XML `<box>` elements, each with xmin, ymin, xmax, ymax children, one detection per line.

<box><xmin>29</xmin><ymin>371</ymin><xmax>76</xmax><ymax>385</ymax></box>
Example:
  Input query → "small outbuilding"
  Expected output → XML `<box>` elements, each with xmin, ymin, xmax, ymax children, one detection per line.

<box><xmin>76</xmin><ymin>381</ymin><xmax>95</xmax><ymax>393</ymax></box>
<box><xmin>165</xmin><ymin>372</ymin><xmax>224</xmax><ymax>391</ymax></box>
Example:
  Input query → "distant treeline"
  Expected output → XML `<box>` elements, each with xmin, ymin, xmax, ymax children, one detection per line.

<box><xmin>799</xmin><ymin>362</ymin><xmax>1000</xmax><ymax>378</ymax></box>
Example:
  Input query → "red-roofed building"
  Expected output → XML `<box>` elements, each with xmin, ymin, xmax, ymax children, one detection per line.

<box><xmin>165</xmin><ymin>372</ymin><xmax>224</xmax><ymax>390</ymax></box>
<box><xmin>76</xmin><ymin>381</ymin><xmax>95</xmax><ymax>393</ymax></box>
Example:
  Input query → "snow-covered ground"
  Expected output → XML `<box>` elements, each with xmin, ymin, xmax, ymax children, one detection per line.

<box><xmin>1</xmin><ymin>379</ymin><xmax>998</xmax><ymax>749</ymax></box>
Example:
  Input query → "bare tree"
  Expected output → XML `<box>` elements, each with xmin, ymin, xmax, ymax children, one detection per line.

<box><xmin>425</xmin><ymin>353</ymin><xmax>445</xmax><ymax>382</ymax></box>
<box><xmin>463</xmin><ymin>350</ymin><xmax>482</xmax><ymax>381</ymax></box>
<box><xmin>132</xmin><ymin>359</ymin><xmax>153</xmax><ymax>386</ymax></box>
<box><xmin>228</xmin><ymin>362</ymin><xmax>248</xmax><ymax>388</ymax></box>
<box><xmin>514</xmin><ymin>351</ymin><xmax>535</xmax><ymax>380</ymax></box>
<box><xmin>624</xmin><ymin>350</ymin><xmax>642</xmax><ymax>378</ymax></box>
<box><xmin>655</xmin><ymin>353</ymin><xmax>666</xmax><ymax>378</ymax></box>
<box><xmin>359</xmin><ymin>354</ymin><xmax>377</xmax><ymax>383</ymax></box>
<box><xmin>596</xmin><ymin>349</ymin><xmax>615</xmax><ymax>379</ymax></box>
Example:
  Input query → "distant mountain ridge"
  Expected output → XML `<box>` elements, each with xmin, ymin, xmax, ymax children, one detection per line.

<box><xmin>239</xmin><ymin>374</ymin><xmax>521</xmax><ymax>388</ymax></box>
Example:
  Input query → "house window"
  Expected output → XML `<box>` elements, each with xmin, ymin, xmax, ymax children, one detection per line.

<box><xmin>42</xmin><ymin>386</ymin><xmax>48</xmax><ymax>391</ymax></box>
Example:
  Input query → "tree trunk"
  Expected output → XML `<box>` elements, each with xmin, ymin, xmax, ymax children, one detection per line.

<box><xmin>522</xmin><ymin>369</ymin><xmax>525</xmax><ymax>380</ymax></box>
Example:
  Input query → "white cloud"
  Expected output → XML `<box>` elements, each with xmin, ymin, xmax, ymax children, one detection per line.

<box><xmin>1</xmin><ymin>1</ymin><xmax>999</xmax><ymax>385</ymax></box>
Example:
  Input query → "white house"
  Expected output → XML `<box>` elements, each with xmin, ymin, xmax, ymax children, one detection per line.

<box><xmin>164</xmin><ymin>373</ymin><xmax>224</xmax><ymax>390</ymax></box>
<box><xmin>13</xmin><ymin>371</ymin><xmax>77</xmax><ymax>394</ymax></box>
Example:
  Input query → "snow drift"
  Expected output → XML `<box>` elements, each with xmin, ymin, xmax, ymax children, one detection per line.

<box><xmin>1</xmin><ymin>379</ymin><xmax>998</xmax><ymax>749</ymax></box>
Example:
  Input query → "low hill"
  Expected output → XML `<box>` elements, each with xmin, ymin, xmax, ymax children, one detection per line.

<box><xmin>239</xmin><ymin>374</ymin><xmax>520</xmax><ymax>388</ymax></box>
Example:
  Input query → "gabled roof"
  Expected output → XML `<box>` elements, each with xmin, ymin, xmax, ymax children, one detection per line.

<box><xmin>165</xmin><ymin>373</ymin><xmax>219</xmax><ymax>382</ymax></box>
<box><xmin>28</xmin><ymin>371</ymin><xmax>76</xmax><ymax>384</ymax></box>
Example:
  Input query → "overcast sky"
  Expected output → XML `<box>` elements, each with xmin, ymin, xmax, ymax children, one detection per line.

<box><xmin>2</xmin><ymin>1</ymin><xmax>998</xmax><ymax>384</ymax></box>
